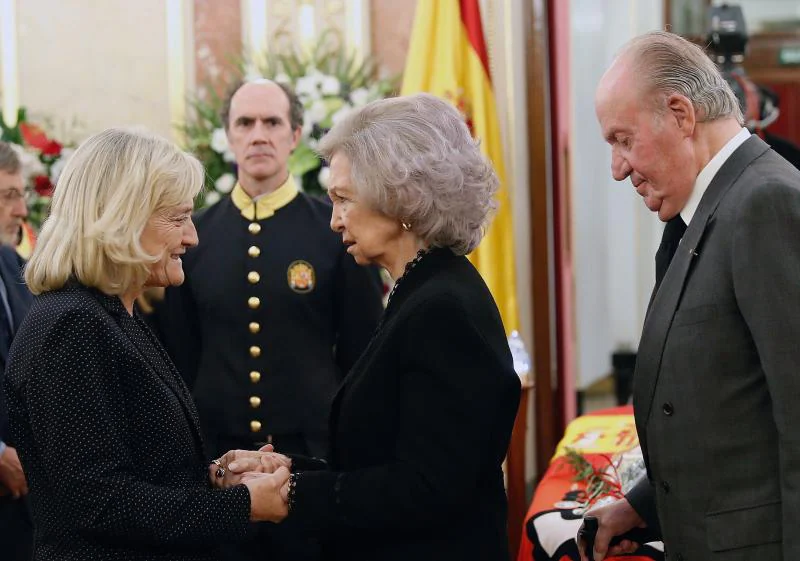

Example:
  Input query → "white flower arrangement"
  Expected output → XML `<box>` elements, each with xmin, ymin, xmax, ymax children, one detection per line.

<box><xmin>179</xmin><ymin>36</ymin><xmax>397</xmax><ymax>207</ymax></box>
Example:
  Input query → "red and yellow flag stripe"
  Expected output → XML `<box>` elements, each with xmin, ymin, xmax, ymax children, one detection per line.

<box><xmin>401</xmin><ymin>0</ymin><xmax>518</xmax><ymax>332</ymax></box>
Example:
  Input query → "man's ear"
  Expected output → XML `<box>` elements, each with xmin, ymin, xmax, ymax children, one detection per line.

<box><xmin>666</xmin><ymin>93</ymin><xmax>696</xmax><ymax>136</ymax></box>
<box><xmin>291</xmin><ymin>127</ymin><xmax>302</xmax><ymax>151</ymax></box>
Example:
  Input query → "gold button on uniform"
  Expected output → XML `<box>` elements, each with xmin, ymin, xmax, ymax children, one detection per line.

<box><xmin>250</xmin><ymin>371</ymin><xmax>261</xmax><ymax>383</ymax></box>
<box><xmin>250</xmin><ymin>345</ymin><xmax>261</xmax><ymax>358</ymax></box>
<box><xmin>248</xmin><ymin>296</ymin><xmax>260</xmax><ymax>309</ymax></box>
<box><xmin>248</xmin><ymin>246</ymin><xmax>261</xmax><ymax>258</ymax></box>
<box><xmin>248</xmin><ymin>222</ymin><xmax>262</xmax><ymax>234</ymax></box>
<box><xmin>249</xmin><ymin>322</ymin><xmax>261</xmax><ymax>334</ymax></box>
<box><xmin>247</xmin><ymin>271</ymin><xmax>260</xmax><ymax>284</ymax></box>
<box><xmin>249</xmin><ymin>396</ymin><xmax>262</xmax><ymax>408</ymax></box>
<box><xmin>250</xmin><ymin>420</ymin><xmax>262</xmax><ymax>433</ymax></box>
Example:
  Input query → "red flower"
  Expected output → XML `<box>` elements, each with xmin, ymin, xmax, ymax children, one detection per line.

<box><xmin>33</xmin><ymin>175</ymin><xmax>53</xmax><ymax>197</ymax></box>
<box><xmin>41</xmin><ymin>140</ymin><xmax>62</xmax><ymax>157</ymax></box>
<box><xmin>20</xmin><ymin>122</ymin><xmax>62</xmax><ymax>156</ymax></box>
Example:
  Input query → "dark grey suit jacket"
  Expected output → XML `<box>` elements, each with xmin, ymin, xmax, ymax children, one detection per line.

<box><xmin>0</xmin><ymin>245</ymin><xmax>32</xmax><ymax>442</ymax></box>
<box><xmin>627</xmin><ymin>135</ymin><xmax>800</xmax><ymax>560</ymax></box>
<box><xmin>0</xmin><ymin>245</ymin><xmax>33</xmax><ymax>560</ymax></box>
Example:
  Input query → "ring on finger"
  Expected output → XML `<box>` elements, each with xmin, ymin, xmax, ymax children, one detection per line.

<box><xmin>212</xmin><ymin>459</ymin><xmax>226</xmax><ymax>478</ymax></box>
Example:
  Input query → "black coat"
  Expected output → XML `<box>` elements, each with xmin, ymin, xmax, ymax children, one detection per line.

<box><xmin>3</xmin><ymin>283</ymin><xmax>251</xmax><ymax>560</ymax></box>
<box><xmin>290</xmin><ymin>248</ymin><xmax>521</xmax><ymax>561</ymax></box>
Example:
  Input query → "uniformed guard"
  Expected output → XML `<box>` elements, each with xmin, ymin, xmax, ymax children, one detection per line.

<box><xmin>154</xmin><ymin>79</ymin><xmax>384</xmax><ymax>561</ymax></box>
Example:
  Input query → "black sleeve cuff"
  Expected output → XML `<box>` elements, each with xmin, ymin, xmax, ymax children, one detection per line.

<box><xmin>625</xmin><ymin>476</ymin><xmax>661</xmax><ymax>538</ymax></box>
<box><xmin>219</xmin><ymin>484</ymin><xmax>253</xmax><ymax>541</ymax></box>
<box><xmin>289</xmin><ymin>470</ymin><xmax>344</xmax><ymax>532</ymax></box>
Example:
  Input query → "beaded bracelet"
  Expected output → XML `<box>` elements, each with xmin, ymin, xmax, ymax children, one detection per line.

<box><xmin>287</xmin><ymin>472</ymin><xmax>301</xmax><ymax>512</ymax></box>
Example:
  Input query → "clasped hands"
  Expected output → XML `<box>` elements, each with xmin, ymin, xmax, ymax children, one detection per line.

<box><xmin>207</xmin><ymin>444</ymin><xmax>293</xmax><ymax>523</ymax></box>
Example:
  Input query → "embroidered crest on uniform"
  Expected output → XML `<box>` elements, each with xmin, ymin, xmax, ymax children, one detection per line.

<box><xmin>287</xmin><ymin>260</ymin><xmax>315</xmax><ymax>293</ymax></box>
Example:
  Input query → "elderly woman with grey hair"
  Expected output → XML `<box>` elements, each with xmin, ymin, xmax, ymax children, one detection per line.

<box><xmin>233</xmin><ymin>93</ymin><xmax>521</xmax><ymax>560</ymax></box>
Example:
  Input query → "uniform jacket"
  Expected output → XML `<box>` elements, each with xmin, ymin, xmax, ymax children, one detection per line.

<box><xmin>4</xmin><ymin>283</ymin><xmax>251</xmax><ymax>560</ymax></box>
<box><xmin>156</xmin><ymin>192</ymin><xmax>384</xmax><ymax>458</ymax></box>
<box><xmin>628</xmin><ymin>135</ymin><xmax>800</xmax><ymax>561</ymax></box>
<box><xmin>289</xmin><ymin>248</ymin><xmax>522</xmax><ymax>561</ymax></box>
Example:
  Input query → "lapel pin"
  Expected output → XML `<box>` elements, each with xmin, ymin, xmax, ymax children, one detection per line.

<box><xmin>689</xmin><ymin>248</ymin><xmax>699</xmax><ymax>257</ymax></box>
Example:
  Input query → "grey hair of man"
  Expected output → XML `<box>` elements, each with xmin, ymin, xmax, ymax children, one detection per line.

<box><xmin>0</xmin><ymin>141</ymin><xmax>22</xmax><ymax>175</ymax></box>
<box><xmin>317</xmin><ymin>93</ymin><xmax>498</xmax><ymax>255</ymax></box>
<box><xmin>220</xmin><ymin>78</ymin><xmax>304</xmax><ymax>131</ymax></box>
<box><xmin>620</xmin><ymin>31</ymin><xmax>744</xmax><ymax>126</ymax></box>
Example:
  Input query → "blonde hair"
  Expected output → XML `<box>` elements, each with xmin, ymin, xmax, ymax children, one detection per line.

<box><xmin>26</xmin><ymin>128</ymin><xmax>203</xmax><ymax>295</ymax></box>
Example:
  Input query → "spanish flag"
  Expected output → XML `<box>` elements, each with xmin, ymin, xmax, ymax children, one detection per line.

<box><xmin>401</xmin><ymin>0</ymin><xmax>518</xmax><ymax>332</ymax></box>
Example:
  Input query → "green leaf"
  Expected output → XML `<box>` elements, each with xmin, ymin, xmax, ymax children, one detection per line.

<box><xmin>288</xmin><ymin>143</ymin><xmax>322</xmax><ymax>177</ymax></box>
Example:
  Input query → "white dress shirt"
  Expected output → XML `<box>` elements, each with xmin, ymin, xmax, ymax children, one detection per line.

<box><xmin>681</xmin><ymin>127</ymin><xmax>751</xmax><ymax>226</ymax></box>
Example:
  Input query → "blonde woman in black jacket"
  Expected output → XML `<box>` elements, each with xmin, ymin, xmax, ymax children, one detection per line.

<box><xmin>4</xmin><ymin>128</ymin><xmax>289</xmax><ymax>560</ymax></box>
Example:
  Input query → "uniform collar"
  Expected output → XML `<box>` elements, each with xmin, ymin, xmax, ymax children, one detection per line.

<box><xmin>231</xmin><ymin>175</ymin><xmax>299</xmax><ymax>221</ymax></box>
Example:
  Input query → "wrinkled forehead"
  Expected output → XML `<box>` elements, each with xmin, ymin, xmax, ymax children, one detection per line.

<box><xmin>597</xmin><ymin>56</ymin><xmax>633</xmax><ymax>101</ymax></box>
<box><xmin>232</xmin><ymin>83</ymin><xmax>290</xmax><ymax>116</ymax></box>
<box><xmin>596</xmin><ymin>60</ymin><xmax>652</xmax><ymax>123</ymax></box>
<box><xmin>596</xmin><ymin>82</ymin><xmax>627</xmax><ymax>133</ymax></box>
<box><xmin>0</xmin><ymin>169</ymin><xmax>24</xmax><ymax>190</ymax></box>
<box><xmin>326</xmin><ymin>152</ymin><xmax>355</xmax><ymax>193</ymax></box>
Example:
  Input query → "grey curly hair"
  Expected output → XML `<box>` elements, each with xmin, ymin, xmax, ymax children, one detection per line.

<box><xmin>317</xmin><ymin>93</ymin><xmax>498</xmax><ymax>255</ymax></box>
<box><xmin>621</xmin><ymin>31</ymin><xmax>743</xmax><ymax>125</ymax></box>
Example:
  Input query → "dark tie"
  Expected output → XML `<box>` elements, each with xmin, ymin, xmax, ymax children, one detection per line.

<box><xmin>654</xmin><ymin>215</ymin><xmax>687</xmax><ymax>291</ymax></box>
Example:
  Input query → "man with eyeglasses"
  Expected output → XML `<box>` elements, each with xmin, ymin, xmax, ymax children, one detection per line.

<box><xmin>0</xmin><ymin>141</ymin><xmax>33</xmax><ymax>560</ymax></box>
<box><xmin>0</xmin><ymin>148</ymin><xmax>27</xmax><ymax>248</ymax></box>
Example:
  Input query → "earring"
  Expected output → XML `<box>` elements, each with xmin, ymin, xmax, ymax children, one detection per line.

<box><xmin>401</xmin><ymin>222</ymin><xmax>412</xmax><ymax>231</ymax></box>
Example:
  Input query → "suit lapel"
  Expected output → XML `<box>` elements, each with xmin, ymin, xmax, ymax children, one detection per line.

<box><xmin>127</xmin><ymin>325</ymin><xmax>206</xmax><ymax>452</ymax></box>
<box><xmin>634</xmin><ymin>136</ymin><xmax>771</xmax><ymax>429</ymax></box>
<box><xmin>8</xmin><ymin>283</ymin><xmax>32</xmax><ymax>329</ymax></box>
<box><xmin>333</xmin><ymin>249</ymin><xmax>454</xmax><ymax>402</ymax></box>
<box><xmin>0</xmin><ymin>250</ymin><xmax>30</xmax><ymax>365</ymax></box>
<box><xmin>88</xmin><ymin>286</ymin><xmax>206</xmax><ymax>454</ymax></box>
<box><xmin>635</xmin><ymin>213</ymin><xmax>708</xmax><ymax>428</ymax></box>
<box><xmin>2</xmin><ymin>258</ymin><xmax>32</xmax><ymax>330</ymax></box>
<box><xmin>329</xmin><ymin>326</ymin><xmax>380</xmax><ymax>439</ymax></box>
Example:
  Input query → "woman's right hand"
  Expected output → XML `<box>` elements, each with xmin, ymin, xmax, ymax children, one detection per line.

<box><xmin>242</xmin><ymin>466</ymin><xmax>291</xmax><ymax>522</ymax></box>
<box><xmin>209</xmin><ymin>445</ymin><xmax>292</xmax><ymax>489</ymax></box>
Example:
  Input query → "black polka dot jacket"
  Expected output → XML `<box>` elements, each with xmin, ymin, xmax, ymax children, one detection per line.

<box><xmin>3</xmin><ymin>282</ymin><xmax>251</xmax><ymax>560</ymax></box>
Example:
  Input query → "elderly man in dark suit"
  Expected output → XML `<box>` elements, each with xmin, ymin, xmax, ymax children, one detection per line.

<box><xmin>0</xmin><ymin>141</ymin><xmax>34</xmax><ymax>560</ymax></box>
<box><xmin>581</xmin><ymin>31</ymin><xmax>800</xmax><ymax>561</ymax></box>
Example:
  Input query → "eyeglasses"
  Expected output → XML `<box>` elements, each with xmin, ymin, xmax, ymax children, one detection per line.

<box><xmin>0</xmin><ymin>188</ymin><xmax>33</xmax><ymax>204</ymax></box>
